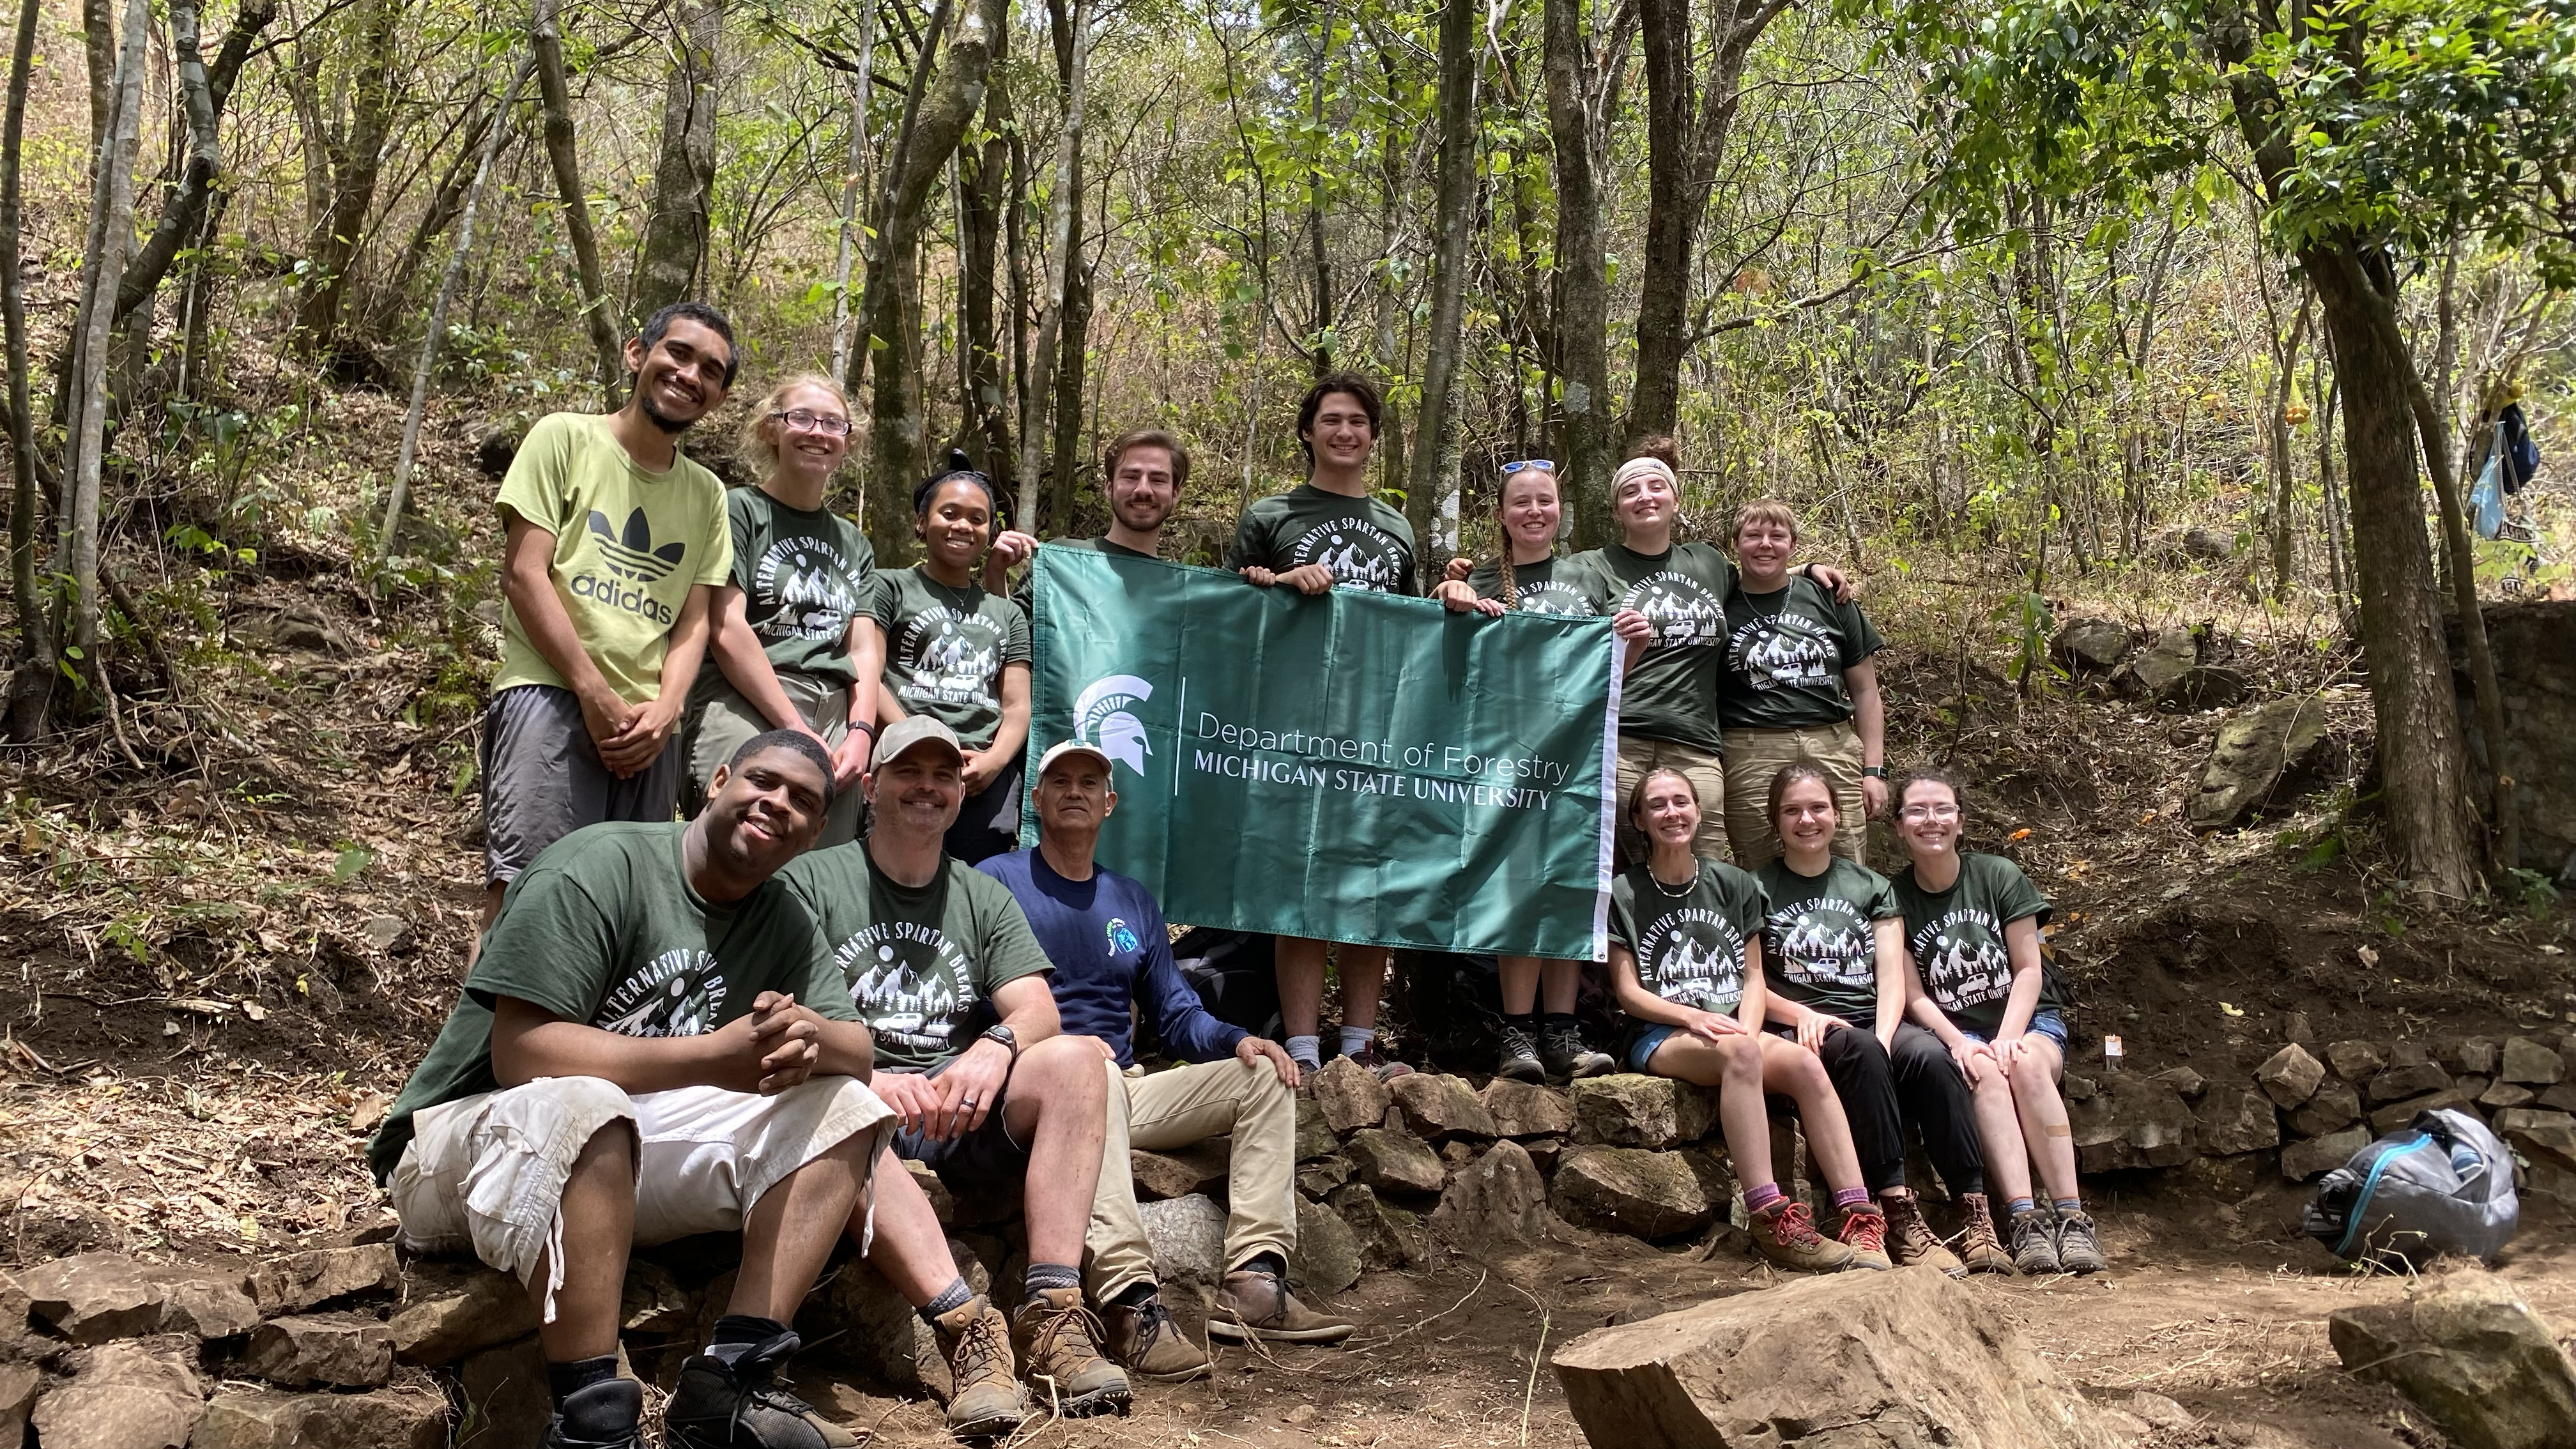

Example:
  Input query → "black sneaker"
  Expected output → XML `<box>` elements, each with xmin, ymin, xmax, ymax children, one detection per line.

<box><xmin>544</xmin><ymin>1378</ymin><xmax>644</xmax><ymax>1449</ymax></box>
<box><xmin>1538</xmin><ymin>1020</ymin><xmax>1615</xmax><ymax>1081</ymax></box>
<box><xmin>666</xmin><ymin>1330</ymin><xmax>859</xmax><ymax>1449</ymax></box>
<box><xmin>2009</xmin><ymin>1208</ymin><xmax>2062</xmax><ymax>1276</ymax></box>
<box><xmin>1495</xmin><ymin>1022</ymin><xmax>1545</xmax><ymax>1084</ymax></box>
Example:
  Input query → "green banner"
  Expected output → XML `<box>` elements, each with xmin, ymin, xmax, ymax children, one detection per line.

<box><xmin>1025</xmin><ymin>543</ymin><xmax>1617</xmax><ymax>960</ymax></box>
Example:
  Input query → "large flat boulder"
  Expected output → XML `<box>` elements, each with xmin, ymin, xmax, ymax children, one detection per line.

<box><xmin>390</xmin><ymin>1266</ymin><xmax>539</xmax><ymax>1365</ymax></box>
<box><xmin>1130</xmin><ymin>1143</ymin><xmax>1230</xmax><ymax>1201</ymax></box>
<box><xmin>1552</xmin><ymin>1266</ymin><xmax>2128</xmax><ymax>1448</ymax></box>
<box><xmin>1481</xmin><ymin>1078</ymin><xmax>1575</xmax><ymax>1138</ymax></box>
<box><xmin>2329</xmin><ymin>1267</ymin><xmax>2576</xmax><ymax>1449</ymax></box>
<box><xmin>1569</xmin><ymin>1075</ymin><xmax>1717</xmax><ymax>1150</ymax></box>
<box><xmin>1135</xmin><ymin>1193</ymin><xmax>1226</xmax><ymax>1286</ymax></box>
<box><xmin>15</xmin><ymin>1253</ymin><xmax>259</xmax><ymax>1344</ymax></box>
<box><xmin>240</xmin><ymin>1243</ymin><xmax>400</xmax><ymax>1316</ymax></box>
<box><xmin>1388</xmin><ymin>1073</ymin><xmax>1497</xmax><ymax>1139</ymax></box>
<box><xmin>2052</xmin><ymin>618</ymin><xmax>2136</xmax><ymax>673</ymax></box>
<box><xmin>1549</xmin><ymin>1146</ymin><xmax>1712</xmax><ymax>1239</ymax></box>
<box><xmin>194</xmin><ymin>1386</ymin><xmax>448</xmax><ymax>1449</ymax></box>
<box><xmin>242</xmin><ymin>1312</ymin><xmax>394</xmax><ymax>1388</ymax></box>
<box><xmin>1345</xmin><ymin>1127</ymin><xmax>1446</xmax><ymax>1195</ymax></box>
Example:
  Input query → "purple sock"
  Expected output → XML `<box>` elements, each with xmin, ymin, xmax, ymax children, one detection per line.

<box><xmin>1833</xmin><ymin>1186</ymin><xmax>1871</xmax><ymax>1213</ymax></box>
<box><xmin>1743</xmin><ymin>1182</ymin><xmax>1784</xmax><ymax>1215</ymax></box>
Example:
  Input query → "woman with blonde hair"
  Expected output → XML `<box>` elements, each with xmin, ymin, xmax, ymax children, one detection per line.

<box><xmin>684</xmin><ymin>373</ymin><xmax>880</xmax><ymax>843</ymax></box>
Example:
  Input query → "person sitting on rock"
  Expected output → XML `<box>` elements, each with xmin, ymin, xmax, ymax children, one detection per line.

<box><xmin>1756</xmin><ymin>763</ymin><xmax>2011</xmax><ymax>1276</ymax></box>
<box><xmin>982</xmin><ymin>739</ymin><xmax>1358</xmax><ymax>1376</ymax></box>
<box><xmin>1887</xmin><ymin>767</ymin><xmax>2106</xmax><ymax>1276</ymax></box>
<box><xmin>368</xmin><ymin>730</ymin><xmax>892</xmax><ymax>1449</ymax></box>
<box><xmin>780</xmin><ymin>716</ymin><xmax>1130</xmax><ymax>1434</ymax></box>
<box><xmin>1609</xmin><ymin>766</ymin><xmax>1881</xmax><ymax>1273</ymax></box>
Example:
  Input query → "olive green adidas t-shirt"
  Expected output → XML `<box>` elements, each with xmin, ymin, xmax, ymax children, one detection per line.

<box><xmin>1584</xmin><ymin>541</ymin><xmax>1738</xmax><ymax>751</ymax></box>
<box><xmin>495</xmin><ymin>413</ymin><xmax>732</xmax><ymax>705</ymax></box>
<box><xmin>871</xmin><ymin>569</ymin><xmax>1032</xmax><ymax>751</ymax></box>
<box><xmin>1608</xmin><ymin>859</ymin><xmax>1768</xmax><ymax>1016</ymax></box>
<box><xmin>1223</xmin><ymin>484</ymin><xmax>1418</xmax><ymax>595</ymax></box>
<box><xmin>1716</xmin><ymin>576</ymin><xmax>1883</xmax><ymax>730</ymax></box>
<box><xmin>781</xmin><ymin>843</ymin><xmax>1056</xmax><ymax>1073</ymax></box>
<box><xmin>1463</xmin><ymin>554</ymin><xmax>1611</xmax><ymax>617</ymax></box>
<box><xmin>1890</xmin><ymin>852</ymin><xmax>2056</xmax><ymax>1039</ymax></box>
<box><xmin>1757</xmin><ymin>855</ymin><xmax>1900</xmax><ymax>1027</ymax></box>
<box><xmin>365</xmin><ymin>822</ymin><xmax>855</xmax><ymax>1182</ymax></box>
<box><xmin>719</xmin><ymin>487</ymin><xmax>877</xmax><ymax>689</ymax></box>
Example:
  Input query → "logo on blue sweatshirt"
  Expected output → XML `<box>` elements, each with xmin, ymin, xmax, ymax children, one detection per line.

<box><xmin>1104</xmin><ymin>917</ymin><xmax>1141</xmax><ymax>956</ymax></box>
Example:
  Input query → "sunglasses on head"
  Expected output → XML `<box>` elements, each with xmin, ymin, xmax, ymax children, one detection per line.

<box><xmin>1500</xmin><ymin>459</ymin><xmax>1556</xmax><ymax>475</ymax></box>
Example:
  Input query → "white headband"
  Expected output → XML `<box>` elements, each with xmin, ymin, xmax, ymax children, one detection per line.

<box><xmin>1611</xmin><ymin>456</ymin><xmax>1677</xmax><ymax>493</ymax></box>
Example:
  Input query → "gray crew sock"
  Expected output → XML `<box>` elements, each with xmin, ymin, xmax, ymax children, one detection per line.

<box><xmin>925</xmin><ymin>1276</ymin><xmax>975</xmax><ymax>1317</ymax></box>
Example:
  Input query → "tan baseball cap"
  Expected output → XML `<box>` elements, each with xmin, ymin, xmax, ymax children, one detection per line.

<box><xmin>875</xmin><ymin>716</ymin><xmax>963</xmax><ymax>767</ymax></box>
<box><xmin>1036</xmin><ymin>739</ymin><xmax>1114</xmax><ymax>778</ymax></box>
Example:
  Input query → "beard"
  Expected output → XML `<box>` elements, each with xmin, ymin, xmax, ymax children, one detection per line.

<box><xmin>636</xmin><ymin>383</ymin><xmax>696</xmax><ymax>435</ymax></box>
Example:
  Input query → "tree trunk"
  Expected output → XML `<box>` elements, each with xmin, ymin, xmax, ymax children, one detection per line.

<box><xmin>1304</xmin><ymin>0</ymin><xmax>1333</xmax><ymax>374</ymax></box>
<box><xmin>80</xmin><ymin>0</ymin><xmax>111</xmax><ymax>167</ymax></box>
<box><xmin>1045</xmin><ymin>143</ymin><xmax>1091</xmax><ymax>532</ymax></box>
<box><xmin>4</xmin><ymin>0</ymin><xmax>55</xmax><ymax>737</ymax></box>
<box><xmin>827</xmin><ymin>0</ymin><xmax>878</xmax><ymax>381</ymax></box>
<box><xmin>58</xmin><ymin>0</ymin><xmax>148</xmax><ymax>689</ymax></box>
<box><xmin>1404</xmin><ymin>0</ymin><xmax>1477</xmax><ymax>542</ymax></box>
<box><xmin>1543</xmin><ymin>0</ymin><xmax>1625</xmax><ymax>548</ymax></box>
<box><xmin>111</xmin><ymin>0</ymin><xmax>270</xmax><ymax>326</ymax></box>
<box><xmin>533</xmin><ymin>0</ymin><xmax>626</xmax><ymax>406</ymax></box>
<box><xmin>1016</xmin><ymin>0</ymin><xmax>1087</xmax><ymax>532</ymax></box>
<box><xmin>381</xmin><ymin>56</ymin><xmax>531</xmax><ymax>560</ymax></box>
<box><xmin>631</xmin><ymin>0</ymin><xmax>722</xmax><ymax>319</ymax></box>
<box><xmin>857</xmin><ymin>0</ymin><xmax>991</xmax><ymax>562</ymax></box>
<box><xmin>1626</xmin><ymin>0</ymin><xmax>1783</xmax><ymax>445</ymax></box>
<box><xmin>956</xmin><ymin>11</ymin><xmax>1011</xmax><ymax>486</ymax></box>
<box><xmin>293</xmin><ymin>0</ymin><xmax>401</xmax><ymax>354</ymax></box>
<box><xmin>2264</xmin><ymin>290</ymin><xmax>2308</xmax><ymax>599</ymax></box>
<box><xmin>2304</xmin><ymin>243</ymin><xmax>2483</xmax><ymax>900</ymax></box>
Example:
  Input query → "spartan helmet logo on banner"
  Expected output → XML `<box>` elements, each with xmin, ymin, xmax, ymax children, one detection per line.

<box><xmin>1073</xmin><ymin>673</ymin><xmax>1156</xmax><ymax>775</ymax></box>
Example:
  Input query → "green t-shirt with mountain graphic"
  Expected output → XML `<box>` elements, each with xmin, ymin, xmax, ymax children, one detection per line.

<box><xmin>494</xmin><ymin>413</ymin><xmax>732</xmax><ymax>705</ymax></box>
<box><xmin>781</xmin><ymin>844</ymin><xmax>1055</xmax><ymax>1073</ymax></box>
<box><xmin>1609</xmin><ymin>859</ymin><xmax>1768</xmax><ymax>1016</ymax></box>
<box><xmin>1223</xmin><ymin>484</ymin><xmax>1418</xmax><ymax>595</ymax></box>
<box><xmin>1716</xmin><ymin>576</ymin><xmax>1883</xmax><ymax>730</ymax></box>
<box><xmin>366</xmin><ymin>822</ymin><xmax>853</xmax><ymax>1182</ymax></box>
<box><xmin>1757</xmin><ymin>855</ymin><xmax>1900</xmax><ymax>1027</ymax></box>
<box><xmin>1890</xmin><ymin>852</ymin><xmax>2056</xmax><ymax>1038</ymax></box>
<box><xmin>1583</xmin><ymin>541</ymin><xmax>1738</xmax><ymax>751</ymax></box>
<box><xmin>871</xmin><ymin>568</ymin><xmax>1032</xmax><ymax>751</ymax></box>
<box><xmin>719</xmin><ymin>486</ymin><xmax>877</xmax><ymax>689</ymax></box>
<box><xmin>1464</xmin><ymin>554</ymin><xmax>1612</xmax><ymax>617</ymax></box>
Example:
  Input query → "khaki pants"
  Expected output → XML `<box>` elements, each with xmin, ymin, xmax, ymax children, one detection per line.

<box><xmin>1614</xmin><ymin>736</ymin><xmax>1729</xmax><ymax>865</ymax></box>
<box><xmin>687</xmin><ymin>672</ymin><xmax>864</xmax><ymax>846</ymax></box>
<box><xmin>1085</xmin><ymin>1057</ymin><xmax>1299</xmax><ymax>1300</ymax></box>
<box><xmin>1720</xmin><ymin>721</ymin><xmax>1867</xmax><ymax>869</ymax></box>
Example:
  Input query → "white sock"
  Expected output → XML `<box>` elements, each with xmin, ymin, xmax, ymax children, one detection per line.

<box><xmin>1287</xmin><ymin>1034</ymin><xmax>1322</xmax><ymax>1068</ymax></box>
<box><xmin>1338</xmin><ymin>1025</ymin><xmax>1376</xmax><ymax>1059</ymax></box>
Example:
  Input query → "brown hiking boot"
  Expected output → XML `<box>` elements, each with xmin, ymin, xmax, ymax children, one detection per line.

<box><xmin>1010</xmin><ymin>1287</ymin><xmax>1131</xmax><ymax>1416</ymax></box>
<box><xmin>1836</xmin><ymin>1205</ymin><xmax>1892</xmax><ymax>1271</ymax></box>
<box><xmin>1208</xmin><ymin>1269</ymin><xmax>1358</xmax><ymax>1344</ymax></box>
<box><xmin>1882</xmin><ymin>1190</ymin><xmax>1964</xmax><ymax>1277</ymax></box>
<box><xmin>930</xmin><ymin>1294</ymin><xmax>1030</xmax><ymax>1438</ymax></box>
<box><xmin>1748</xmin><ymin>1199</ymin><xmax>1855</xmax><ymax>1273</ymax></box>
<box><xmin>1104</xmin><ymin>1290</ymin><xmax>1212</xmax><ymax>1383</ymax></box>
<box><xmin>1952</xmin><ymin>1192</ymin><xmax>2018</xmax><ymax>1276</ymax></box>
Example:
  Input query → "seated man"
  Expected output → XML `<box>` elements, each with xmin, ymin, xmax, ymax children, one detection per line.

<box><xmin>367</xmin><ymin>730</ymin><xmax>889</xmax><ymax>1449</ymax></box>
<box><xmin>781</xmin><ymin>717</ymin><xmax>1131</xmax><ymax>1430</ymax></box>
<box><xmin>983</xmin><ymin>741</ymin><xmax>1358</xmax><ymax>1370</ymax></box>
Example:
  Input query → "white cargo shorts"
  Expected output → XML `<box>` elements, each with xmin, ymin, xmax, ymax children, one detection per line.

<box><xmin>389</xmin><ymin>1074</ymin><xmax>893</xmax><ymax>1321</ymax></box>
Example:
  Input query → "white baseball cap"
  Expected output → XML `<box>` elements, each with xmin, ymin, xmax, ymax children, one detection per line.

<box><xmin>1036</xmin><ymin>739</ymin><xmax>1114</xmax><ymax>778</ymax></box>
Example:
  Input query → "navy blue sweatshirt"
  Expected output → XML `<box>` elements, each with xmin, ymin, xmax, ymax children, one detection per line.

<box><xmin>976</xmin><ymin>848</ymin><xmax>1246</xmax><ymax>1066</ymax></box>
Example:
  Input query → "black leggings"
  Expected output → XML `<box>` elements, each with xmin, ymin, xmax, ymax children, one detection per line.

<box><xmin>1797</xmin><ymin>1020</ymin><xmax>1988</xmax><ymax>1197</ymax></box>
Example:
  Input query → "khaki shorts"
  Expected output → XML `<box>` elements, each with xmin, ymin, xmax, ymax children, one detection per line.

<box><xmin>389</xmin><ymin>1075</ymin><xmax>893</xmax><ymax>1321</ymax></box>
<box><xmin>686</xmin><ymin>672</ymin><xmax>866</xmax><ymax>846</ymax></box>
<box><xmin>1719</xmin><ymin>721</ymin><xmax>1866</xmax><ymax>869</ymax></box>
<box><xmin>1614</xmin><ymin>736</ymin><xmax>1728</xmax><ymax>866</ymax></box>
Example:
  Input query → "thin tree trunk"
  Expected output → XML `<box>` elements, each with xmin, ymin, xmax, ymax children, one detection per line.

<box><xmin>381</xmin><ymin>56</ymin><xmax>531</xmax><ymax>561</ymax></box>
<box><xmin>957</xmin><ymin>40</ymin><xmax>1011</xmax><ymax>484</ymax></box>
<box><xmin>1405</xmin><ymin>0</ymin><xmax>1477</xmax><ymax>540</ymax></box>
<box><xmin>857</xmin><ymin>0</ymin><xmax>991</xmax><ymax>562</ymax></box>
<box><xmin>827</xmin><ymin>1</ymin><xmax>878</xmax><ymax>381</ymax></box>
<box><xmin>1045</xmin><ymin>143</ymin><xmax>1091</xmax><ymax>532</ymax></box>
<box><xmin>4</xmin><ymin>0</ymin><xmax>56</xmax><ymax>737</ymax></box>
<box><xmin>59</xmin><ymin>0</ymin><xmax>149</xmax><ymax>689</ymax></box>
<box><xmin>1304</xmin><ymin>0</ymin><xmax>1333</xmax><ymax>374</ymax></box>
<box><xmin>631</xmin><ymin>0</ymin><xmax>721</xmax><ymax>319</ymax></box>
<box><xmin>294</xmin><ymin>0</ymin><xmax>401</xmax><ymax>355</ymax></box>
<box><xmin>110</xmin><ymin>0</ymin><xmax>268</xmax><ymax>328</ymax></box>
<box><xmin>2266</xmin><ymin>290</ymin><xmax>2309</xmax><ymax>599</ymax></box>
<box><xmin>1016</xmin><ymin>0</ymin><xmax>1087</xmax><ymax>532</ymax></box>
<box><xmin>1544</xmin><ymin>0</ymin><xmax>1627</xmax><ymax>548</ymax></box>
<box><xmin>1371</xmin><ymin>44</ymin><xmax>1406</xmax><ymax>494</ymax></box>
<box><xmin>533</xmin><ymin>0</ymin><xmax>625</xmax><ymax>406</ymax></box>
<box><xmin>1004</xmin><ymin>121</ymin><xmax>1031</xmax><ymax>516</ymax></box>
<box><xmin>81</xmin><ymin>0</ymin><xmax>111</xmax><ymax>167</ymax></box>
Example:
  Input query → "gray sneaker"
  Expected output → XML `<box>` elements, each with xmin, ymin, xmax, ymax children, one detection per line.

<box><xmin>2009</xmin><ymin>1208</ymin><xmax>2062</xmax><ymax>1275</ymax></box>
<box><xmin>2054</xmin><ymin>1210</ymin><xmax>2108</xmax><ymax>1274</ymax></box>
<box><xmin>1538</xmin><ymin>1020</ymin><xmax>1615</xmax><ymax>1081</ymax></box>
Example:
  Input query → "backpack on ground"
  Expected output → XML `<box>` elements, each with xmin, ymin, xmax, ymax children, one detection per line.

<box><xmin>1167</xmin><ymin>927</ymin><xmax>1282</xmax><ymax>1042</ymax></box>
<box><xmin>2301</xmin><ymin>1108</ymin><xmax>2519</xmax><ymax>1267</ymax></box>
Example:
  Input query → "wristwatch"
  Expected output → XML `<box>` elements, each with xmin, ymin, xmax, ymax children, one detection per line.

<box><xmin>1862</xmin><ymin>765</ymin><xmax>1888</xmax><ymax>779</ymax></box>
<box><xmin>980</xmin><ymin>1024</ymin><xmax>1018</xmax><ymax>1058</ymax></box>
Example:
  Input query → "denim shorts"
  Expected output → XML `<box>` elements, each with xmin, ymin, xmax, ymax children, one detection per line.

<box><xmin>1624</xmin><ymin>1024</ymin><xmax>1681</xmax><ymax>1073</ymax></box>
<box><xmin>1958</xmin><ymin>1008</ymin><xmax>2068</xmax><ymax>1051</ymax></box>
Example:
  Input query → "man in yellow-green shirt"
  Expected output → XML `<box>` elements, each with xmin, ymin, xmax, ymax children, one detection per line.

<box><xmin>480</xmin><ymin>302</ymin><xmax>740</xmax><ymax>940</ymax></box>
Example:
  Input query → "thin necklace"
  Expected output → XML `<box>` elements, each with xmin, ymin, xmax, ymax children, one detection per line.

<box><xmin>920</xmin><ymin>567</ymin><xmax>978</xmax><ymax>609</ymax></box>
<box><xmin>1649</xmin><ymin>861</ymin><xmax>1696</xmax><ymax>897</ymax></box>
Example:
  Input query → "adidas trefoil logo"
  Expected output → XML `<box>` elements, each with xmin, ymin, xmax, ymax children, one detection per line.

<box><xmin>588</xmin><ymin>509</ymin><xmax>688</xmax><ymax>583</ymax></box>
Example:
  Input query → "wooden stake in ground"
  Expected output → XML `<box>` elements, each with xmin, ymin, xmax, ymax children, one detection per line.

<box><xmin>380</xmin><ymin>56</ymin><xmax>533</xmax><ymax>567</ymax></box>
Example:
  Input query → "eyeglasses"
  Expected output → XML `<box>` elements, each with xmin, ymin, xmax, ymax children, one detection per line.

<box><xmin>1899</xmin><ymin>803</ymin><xmax>1961</xmax><ymax>822</ymax></box>
<box><xmin>1501</xmin><ymin>459</ymin><xmax>1556</xmax><ymax>475</ymax></box>
<box><xmin>775</xmin><ymin>409</ymin><xmax>853</xmax><ymax>437</ymax></box>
